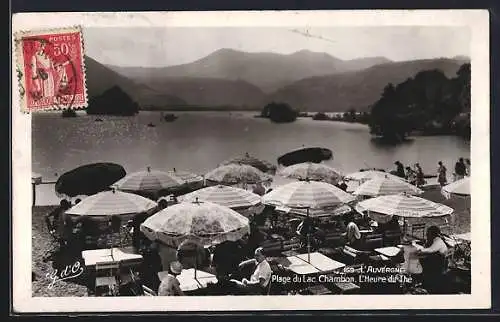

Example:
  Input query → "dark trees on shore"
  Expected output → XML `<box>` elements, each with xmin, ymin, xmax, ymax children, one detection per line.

<box><xmin>261</xmin><ymin>102</ymin><xmax>298</xmax><ymax>123</ymax></box>
<box><xmin>86</xmin><ymin>86</ymin><xmax>139</xmax><ymax>116</ymax></box>
<box><xmin>369</xmin><ymin>63</ymin><xmax>471</xmax><ymax>141</ymax></box>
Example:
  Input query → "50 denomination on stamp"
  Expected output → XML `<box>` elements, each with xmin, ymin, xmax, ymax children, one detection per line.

<box><xmin>15</xmin><ymin>26</ymin><xmax>88</xmax><ymax>112</ymax></box>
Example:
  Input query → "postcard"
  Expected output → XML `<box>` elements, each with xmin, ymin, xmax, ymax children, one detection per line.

<box><xmin>11</xmin><ymin>10</ymin><xmax>490</xmax><ymax>312</ymax></box>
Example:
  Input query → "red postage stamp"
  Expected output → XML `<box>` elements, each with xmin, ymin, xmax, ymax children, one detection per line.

<box><xmin>15</xmin><ymin>26</ymin><xmax>88</xmax><ymax>112</ymax></box>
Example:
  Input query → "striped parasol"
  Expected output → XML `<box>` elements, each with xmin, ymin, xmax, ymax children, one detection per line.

<box><xmin>442</xmin><ymin>177</ymin><xmax>470</xmax><ymax>199</ymax></box>
<box><xmin>262</xmin><ymin>180</ymin><xmax>355</xmax><ymax>209</ymax></box>
<box><xmin>205</xmin><ymin>164</ymin><xmax>273</xmax><ymax>185</ymax></box>
<box><xmin>65</xmin><ymin>189</ymin><xmax>158</xmax><ymax>218</ymax></box>
<box><xmin>278</xmin><ymin>162</ymin><xmax>343</xmax><ymax>185</ymax></box>
<box><xmin>353</xmin><ymin>176</ymin><xmax>423</xmax><ymax>197</ymax></box>
<box><xmin>178</xmin><ymin>185</ymin><xmax>261</xmax><ymax>209</ymax></box>
<box><xmin>113</xmin><ymin>167</ymin><xmax>203</xmax><ymax>192</ymax></box>
<box><xmin>355</xmin><ymin>193</ymin><xmax>454</xmax><ymax>218</ymax></box>
<box><xmin>344</xmin><ymin>170</ymin><xmax>405</xmax><ymax>183</ymax></box>
<box><xmin>220</xmin><ymin>153</ymin><xmax>277</xmax><ymax>174</ymax></box>
<box><xmin>140</xmin><ymin>199</ymin><xmax>250</xmax><ymax>248</ymax></box>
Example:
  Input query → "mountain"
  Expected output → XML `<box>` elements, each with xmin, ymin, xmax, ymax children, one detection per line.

<box><xmin>143</xmin><ymin>77</ymin><xmax>267</xmax><ymax>108</ymax></box>
<box><xmin>268</xmin><ymin>58</ymin><xmax>468</xmax><ymax>112</ymax></box>
<box><xmin>107</xmin><ymin>48</ymin><xmax>392</xmax><ymax>93</ymax></box>
<box><xmin>84</xmin><ymin>56</ymin><xmax>186</xmax><ymax>107</ymax></box>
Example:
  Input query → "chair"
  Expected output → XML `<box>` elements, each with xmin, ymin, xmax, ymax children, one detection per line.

<box><xmin>95</xmin><ymin>261</ymin><xmax>120</xmax><ymax>296</ymax></box>
<box><xmin>265</xmin><ymin>275</ymin><xmax>273</xmax><ymax>295</ymax></box>
<box><xmin>411</xmin><ymin>223</ymin><xmax>426</xmax><ymax>240</ymax></box>
<box><xmin>383</xmin><ymin>230</ymin><xmax>402</xmax><ymax>247</ymax></box>
<box><xmin>142</xmin><ymin>285</ymin><xmax>158</xmax><ymax>296</ymax></box>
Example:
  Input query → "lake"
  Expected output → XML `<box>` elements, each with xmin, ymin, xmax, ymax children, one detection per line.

<box><xmin>32</xmin><ymin>111</ymin><xmax>470</xmax><ymax>205</ymax></box>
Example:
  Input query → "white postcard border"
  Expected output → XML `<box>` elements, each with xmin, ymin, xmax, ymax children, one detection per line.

<box><xmin>12</xmin><ymin>10</ymin><xmax>490</xmax><ymax>312</ymax></box>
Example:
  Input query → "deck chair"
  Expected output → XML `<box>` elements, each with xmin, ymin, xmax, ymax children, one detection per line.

<box><xmin>142</xmin><ymin>285</ymin><xmax>158</xmax><ymax>296</ymax></box>
<box><xmin>95</xmin><ymin>261</ymin><xmax>120</xmax><ymax>296</ymax></box>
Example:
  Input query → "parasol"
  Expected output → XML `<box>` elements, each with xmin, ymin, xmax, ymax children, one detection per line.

<box><xmin>278</xmin><ymin>162</ymin><xmax>343</xmax><ymax>185</ymax></box>
<box><xmin>220</xmin><ymin>153</ymin><xmax>277</xmax><ymax>174</ymax></box>
<box><xmin>140</xmin><ymin>199</ymin><xmax>250</xmax><ymax>248</ymax></box>
<box><xmin>55</xmin><ymin>162</ymin><xmax>126</xmax><ymax>198</ymax></box>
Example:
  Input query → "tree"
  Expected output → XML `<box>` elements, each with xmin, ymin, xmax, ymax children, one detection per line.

<box><xmin>368</xmin><ymin>65</ymin><xmax>470</xmax><ymax>141</ymax></box>
<box><xmin>261</xmin><ymin>102</ymin><xmax>298</xmax><ymax>123</ymax></box>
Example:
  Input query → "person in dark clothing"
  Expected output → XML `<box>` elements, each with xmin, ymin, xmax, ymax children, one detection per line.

<box><xmin>336</xmin><ymin>181</ymin><xmax>348</xmax><ymax>192</ymax></box>
<box><xmin>212</xmin><ymin>240</ymin><xmax>246</xmax><ymax>279</ymax></box>
<box><xmin>414</xmin><ymin>226</ymin><xmax>449</xmax><ymax>293</ymax></box>
<box><xmin>139</xmin><ymin>241</ymin><xmax>162</xmax><ymax>291</ymax></box>
<box><xmin>131</xmin><ymin>212</ymin><xmax>150</xmax><ymax>251</ymax></box>
<box><xmin>394</xmin><ymin>161</ymin><xmax>406</xmax><ymax>178</ymax></box>
<box><xmin>414</xmin><ymin>163</ymin><xmax>425</xmax><ymax>187</ymax></box>
<box><xmin>454</xmin><ymin>158</ymin><xmax>466</xmax><ymax>181</ymax></box>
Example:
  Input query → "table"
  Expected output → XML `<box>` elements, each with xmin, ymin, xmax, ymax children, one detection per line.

<box><xmin>375</xmin><ymin>246</ymin><xmax>402</xmax><ymax>258</ymax></box>
<box><xmin>286</xmin><ymin>252</ymin><xmax>346</xmax><ymax>274</ymax></box>
<box><xmin>158</xmin><ymin>268</ymin><xmax>218</xmax><ymax>292</ymax></box>
<box><xmin>82</xmin><ymin>247</ymin><xmax>143</xmax><ymax>268</ymax></box>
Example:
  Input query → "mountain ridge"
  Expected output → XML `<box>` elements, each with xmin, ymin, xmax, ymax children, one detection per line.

<box><xmin>106</xmin><ymin>48</ymin><xmax>393</xmax><ymax>93</ymax></box>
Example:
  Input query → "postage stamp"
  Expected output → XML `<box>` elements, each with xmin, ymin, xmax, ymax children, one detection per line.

<box><xmin>11</xmin><ymin>11</ymin><xmax>490</xmax><ymax>313</ymax></box>
<box><xmin>14</xmin><ymin>26</ymin><xmax>88</xmax><ymax>112</ymax></box>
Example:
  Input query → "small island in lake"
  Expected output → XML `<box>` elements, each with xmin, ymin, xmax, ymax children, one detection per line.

<box><xmin>259</xmin><ymin>102</ymin><xmax>299</xmax><ymax>123</ymax></box>
<box><xmin>61</xmin><ymin>109</ymin><xmax>77</xmax><ymax>118</ymax></box>
<box><xmin>163</xmin><ymin>113</ymin><xmax>178</xmax><ymax>122</ymax></box>
<box><xmin>86</xmin><ymin>86</ymin><xmax>139</xmax><ymax>116</ymax></box>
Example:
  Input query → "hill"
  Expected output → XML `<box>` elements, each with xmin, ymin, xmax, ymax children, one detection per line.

<box><xmin>143</xmin><ymin>77</ymin><xmax>267</xmax><ymax>108</ymax></box>
<box><xmin>107</xmin><ymin>48</ymin><xmax>392</xmax><ymax>93</ymax></box>
<box><xmin>268</xmin><ymin>58</ymin><xmax>468</xmax><ymax>112</ymax></box>
<box><xmin>84</xmin><ymin>56</ymin><xmax>186</xmax><ymax>107</ymax></box>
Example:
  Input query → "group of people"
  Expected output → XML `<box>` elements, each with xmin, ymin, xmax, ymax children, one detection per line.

<box><xmin>394</xmin><ymin>157</ymin><xmax>470</xmax><ymax>188</ymax></box>
<box><xmin>437</xmin><ymin>157</ymin><xmax>471</xmax><ymax>187</ymax></box>
<box><xmin>393</xmin><ymin>161</ymin><xmax>426</xmax><ymax>187</ymax></box>
<box><xmin>157</xmin><ymin>246</ymin><xmax>272</xmax><ymax>296</ymax></box>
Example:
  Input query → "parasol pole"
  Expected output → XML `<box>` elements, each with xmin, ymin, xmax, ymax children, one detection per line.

<box><xmin>307</xmin><ymin>208</ymin><xmax>311</xmax><ymax>263</ymax></box>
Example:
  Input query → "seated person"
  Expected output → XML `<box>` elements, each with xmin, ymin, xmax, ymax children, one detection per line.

<box><xmin>176</xmin><ymin>239</ymin><xmax>210</xmax><ymax>270</ymax></box>
<box><xmin>376</xmin><ymin>215</ymin><xmax>401</xmax><ymax>234</ymax></box>
<box><xmin>231</xmin><ymin>247</ymin><xmax>272</xmax><ymax>295</ymax></box>
<box><xmin>158</xmin><ymin>261</ymin><xmax>184</xmax><ymax>296</ymax></box>
<box><xmin>413</xmin><ymin>226</ymin><xmax>449</xmax><ymax>293</ymax></box>
<box><xmin>212</xmin><ymin>240</ymin><xmax>245</xmax><ymax>278</ymax></box>
<box><xmin>296</xmin><ymin>217</ymin><xmax>325</xmax><ymax>249</ymax></box>
<box><xmin>342</xmin><ymin>213</ymin><xmax>363</xmax><ymax>249</ymax></box>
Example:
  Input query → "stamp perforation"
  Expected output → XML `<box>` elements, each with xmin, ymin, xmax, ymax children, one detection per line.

<box><xmin>14</xmin><ymin>25</ymin><xmax>88</xmax><ymax>113</ymax></box>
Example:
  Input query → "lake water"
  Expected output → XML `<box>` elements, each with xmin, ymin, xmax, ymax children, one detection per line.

<box><xmin>32</xmin><ymin>111</ymin><xmax>470</xmax><ymax>205</ymax></box>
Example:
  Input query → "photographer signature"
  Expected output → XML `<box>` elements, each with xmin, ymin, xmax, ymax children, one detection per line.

<box><xmin>46</xmin><ymin>260</ymin><xmax>84</xmax><ymax>289</ymax></box>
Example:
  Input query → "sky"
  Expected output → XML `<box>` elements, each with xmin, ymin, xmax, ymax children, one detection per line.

<box><xmin>83</xmin><ymin>26</ymin><xmax>470</xmax><ymax>68</ymax></box>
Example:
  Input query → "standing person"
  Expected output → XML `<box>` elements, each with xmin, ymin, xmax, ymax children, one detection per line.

<box><xmin>437</xmin><ymin>162</ymin><xmax>447</xmax><ymax>187</ymax></box>
<box><xmin>465</xmin><ymin>158</ymin><xmax>471</xmax><ymax>177</ymax></box>
<box><xmin>405</xmin><ymin>166</ymin><xmax>416</xmax><ymax>185</ymax></box>
<box><xmin>252</xmin><ymin>182</ymin><xmax>266</xmax><ymax>196</ymax></box>
<box><xmin>415</xmin><ymin>163</ymin><xmax>425</xmax><ymax>187</ymax></box>
<box><xmin>157</xmin><ymin>261</ymin><xmax>184</xmax><ymax>296</ymax></box>
<box><xmin>454</xmin><ymin>158</ymin><xmax>466</xmax><ymax>181</ymax></box>
<box><xmin>394</xmin><ymin>161</ymin><xmax>406</xmax><ymax>178</ymax></box>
